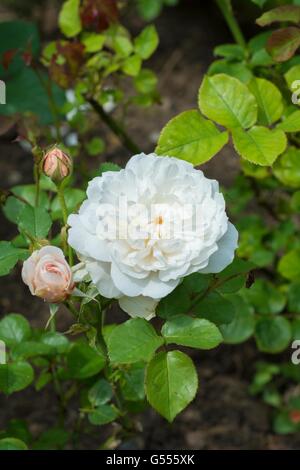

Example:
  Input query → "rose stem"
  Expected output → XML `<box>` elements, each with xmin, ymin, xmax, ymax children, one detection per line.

<box><xmin>215</xmin><ymin>0</ymin><xmax>247</xmax><ymax>50</ymax></box>
<box><xmin>57</xmin><ymin>184</ymin><xmax>74</xmax><ymax>265</ymax></box>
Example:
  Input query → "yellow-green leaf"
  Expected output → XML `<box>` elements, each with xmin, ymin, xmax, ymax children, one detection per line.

<box><xmin>58</xmin><ymin>0</ymin><xmax>81</xmax><ymax>38</ymax></box>
<box><xmin>232</xmin><ymin>126</ymin><xmax>287</xmax><ymax>166</ymax></box>
<box><xmin>277</xmin><ymin>110</ymin><xmax>300</xmax><ymax>132</ymax></box>
<box><xmin>198</xmin><ymin>74</ymin><xmax>257</xmax><ymax>129</ymax></box>
<box><xmin>155</xmin><ymin>110</ymin><xmax>228</xmax><ymax>165</ymax></box>
<box><xmin>248</xmin><ymin>77</ymin><xmax>283</xmax><ymax>125</ymax></box>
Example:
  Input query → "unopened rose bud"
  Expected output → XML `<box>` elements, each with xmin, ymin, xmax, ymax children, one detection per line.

<box><xmin>22</xmin><ymin>246</ymin><xmax>74</xmax><ymax>303</ymax></box>
<box><xmin>42</xmin><ymin>147</ymin><xmax>72</xmax><ymax>183</ymax></box>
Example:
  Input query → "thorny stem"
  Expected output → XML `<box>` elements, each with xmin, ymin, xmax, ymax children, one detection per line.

<box><xmin>216</xmin><ymin>0</ymin><xmax>247</xmax><ymax>50</ymax></box>
<box><xmin>48</xmin><ymin>315</ymin><xmax>66</xmax><ymax>426</ymax></box>
<box><xmin>32</xmin><ymin>146</ymin><xmax>42</xmax><ymax>207</ymax></box>
<box><xmin>66</xmin><ymin>299</ymin><xmax>79</xmax><ymax>318</ymax></box>
<box><xmin>33</xmin><ymin>66</ymin><xmax>62</xmax><ymax>142</ymax></box>
<box><xmin>57</xmin><ymin>184</ymin><xmax>74</xmax><ymax>265</ymax></box>
<box><xmin>87</xmin><ymin>98</ymin><xmax>141</xmax><ymax>155</ymax></box>
<box><xmin>34</xmin><ymin>164</ymin><xmax>40</xmax><ymax>207</ymax></box>
<box><xmin>51</xmin><ymin>361</ymin><xmax>66</xmax><ymax>427</ymax></box>
<box><xmin>57</xmin><ymin>186</ymin><xmax>68</xmax><ymax>225</ymax></box>
<box><xmin>96</xmin><ymin>304</ymin><xmax>108</xmax><ymax>356</ymax></box>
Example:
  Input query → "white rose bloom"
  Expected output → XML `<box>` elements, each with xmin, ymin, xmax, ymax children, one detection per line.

<box><xmin>68</xmin><ymin>153</ymin><xmax>238</xmax><ymax>320</ymax></box>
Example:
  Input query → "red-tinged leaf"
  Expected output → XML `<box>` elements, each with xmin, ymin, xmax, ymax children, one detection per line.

<box><xmin>2</xmin><ymin>49</ymin><xmax>18</xmax><ymax>70</ymax></box>
<box><xmin>80</xmin><ymin>0</ymin><xmax>118</xmax><ymax>32</ymax></box>
<box><xmin>267</xmin><ymin>27</ymin><xmax>300</xmax><ymax>62</ymax></box>
<box><xmin>257</xmin><ymin>6</ymin><xmax>300</xmax><ymax>27</ymax></box>
<box><xmin>22</xmin><ymin>51</ymin><xmax>33</xmax><ymax>66</ymax></box>
<box><xmin>49</xmin><ymin>40</ymin><xmax>85</xmax><ymax>88</ymax></box>
<box><xmin>289</xmin><ymin>410</ymin><xmax>300</xmax><ymax>424</ymax></box>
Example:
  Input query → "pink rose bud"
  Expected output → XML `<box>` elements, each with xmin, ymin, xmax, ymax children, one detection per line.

<box><xmin>42</xmin><ymin>147</ymin><xmax>71</xmax><ymax>183</ymax></box>
<box><xmin>22</xmin><ymin>246</ymin><xmax>74</xmax><ymax>303</ymax></box>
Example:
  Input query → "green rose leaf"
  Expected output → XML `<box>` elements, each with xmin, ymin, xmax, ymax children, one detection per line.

<box><xmin>248</xmin><ymin>77</ymin><xmax>283</xmax><ymax>125</ymax></box>
<box><xmin>255</xmin><ymin>317</ymin><xmax>292</xmax><ymax>353</ymax></box>
<box><xmin>135</xmin><ymin>0</ymin><xmax>163</xmax><ymax>21</ymax></box>
<box><xmin>193</xmin><ymin>291</ymin><xmax>236</xmax><ymax>326</ymax></box>
<box><xmin>18</xmin><ymin>205</ymin><xmax>52</xmax><ymax>239</ymax></box>
<box><xmin>220</xmin><ymin>295</ymin><xmax>255</xmax><ymax>344</ymax></box>
<box><xmin>0</xmin><ymin>68</ymin><xmax>65</xmax><ymax>125</ymax></box>
<box><xmin>134</xmin><ymin>68</ymin><xmax>157</xmax><ymax>94</ymax></box>
<box><xmin>40</xmin><ymin>332</ymin><xmax>70</xmax><ymax>355</ymax></box>
<box><xmin>11</xmin><ymin>341</ymin><xmax>53</xmax><ymax>360</ymax></box>
<box><xmin>198</xmin><ymin>74</ymin><xmax>257</xmax><ymax>129</ymax></box>
<box><xmin>291</xmin><ymin>190</ymin><xmax>300</xmax><ymax>212</ymax></box>
<box><xmin>3</xmin><ymin>186</ymin><xmax>50</xmax><ymax>224</ymax></box>
<box><xmin>88</xmin><ymin>379</ymin><xmax>113</xmax><ymax>406</ymax></box>
<box><xmin>0</xmin><ymin>313</ymin><xmax>31</xmax><ymax>347</ymax></box>
<box><xmin>183</xmin><ymin>272</ymin><xmax>212</xmax><ymax>294</ymax></box>
<box><xmin>0</xmin><ymin>242</ymin><xmax>28</xmax><ymax>276</ymax></box>
<box><xmin>0</xmin><ymin>362</ymin><xmax>34</xmax><ymax>394</ymax></box>
<box><xmin>248</xmin><ymin>32</ymin><xmax>273</xmax><ymax>67</ymax></box>
<box><xmin>145</xmin><ymin>350</ymin><xmax>198</xmax><ymax>422</ymax></box>
<box><xmin>251</xmin><ymin>48</ymin><xmax>273</xmax><ymax>67</ymax></box>
<box><xmin>134</xmin><ymin>25</ymin><xmax>159</xmax><ymax>59</ymax></box>
<box><xmin>107</xmin><ymin>318</ymin><xmax>164</xmax><ymax>364</ymax></box>
<box><xmin>157</xmin><ymin>283</ymin><xmax>190</xmax><ymax>319</ymax></box>
<box><xmin>285</xmin><ymin>64</ymin><xmax>300</xmax><ymax>91</ymax></box>
<box><xmin>213</xmin><ymin>44</ymin><xmax>246</xmax><ymax>61</ymax></box>
<box><xmin>288</xmin><ymin>283</ymin><xmax>300</xmax><ymax>313</ymax></box>
<box><xmin>0</xmin><ymin>438</ymin><xmax>28</xmax><ymax>450</ymax></box>
<box><xmin>122</xmin><ymin>54</ymin><xmax>142</xmax><ymax>77</ymax></box>
<box><xmin>111</xmin><ymin>26</ymin><xmax>133</xmax><ymax>57</ymax></box>
<box><xmin>232</xmin><ymin>126</ymin><xmax>287</xmax><ymax>166</ymax></box>
<box><xmin>3</xmin><ymin>197</ymin><xmax>25</xmax><ymax>225</ymax></box>
<box><xmin>278</xmin><ymin>250</ymin><xmax>300</xmax><ymax>280</ymax></box>
<box><xmin>88</xmin><ymin>405</ymin><xmax>119</xmax><ymax>426</ymax></box>
<box><xmin>251</xmin><ymin>0</ymin><xmax>267</xmax><ymax>7</ymax></box>
<box><xmin>277</xmin><ymin>111</ymin><xmax>300</xmax><ymax>132</ymax></box>
<box><xmin>98</xmin><ymin>162</ymin><xmax>121</xmax><ymax>175</ymax></box>
<box><xmin>5</xmin><ymin>419</ymin><xmax>31</xmax><ymax>443</ymax></box>
<box><xmin>273</xmin><ymin>147</ymin><xmax>300</xmax><ymax>188</ymax></box>
<box><xmin>85</xmin><ymin>137</ymin><xmax>106</xmax><ymax>156</ymax></box>
<box><xmin>155</xmin><ymin>110</ymin><xmax>228</xmax><ymax>165</ymax></box>
<box><xmin>208</xmin><ymin>60</ymin><xmax>253</xmax><ymax>84</ymax></box>
<box><xmin>58</xmin><ymin>0</ymin><xmax>82</xmax><ymax>38</ymax></box>
<box><xmin>242</xmin><ymin>279</ymin><xmax>286</xmax><ymax>315</ymax></box>
<box><xmin>216</xmin><ymin>258</ymin><xmax>255</xmax><ymax>294</ymax></box>
<box><xmin>256</xmin><ymin>6</ymin><xmax>300</xmax><ymax>27</ymax></box>
<box><xmin>32</xmin><ymin>428</ymin><xmax>69</xmax><ymax>450</ymax></box>
<box><xmin>120</xmin><ymin>362</ymin><xmax>145</xmax><ymax>402</ymax></box>
<box><xmin>0</xmin><ymin>21</ymin><xmax>40</xmax><ymax>79</ymax></box>
<box><xmin>292</xmin><ymin>318</ymin><xmax>300</xmax><ymax>340</ymax></box>
<box><xmin>35</xmin><ymin>370</ymin><xmax>52</xmax><ymax>392</ymax></box>
<box><xmin>162</xmin><ymin>315</ymin><xmax>222</xmax><ymax>349</ymax></box>
<box><xmin>51</xmin><ymin>188</ymin><xmax>85</xmax><ymax>220</ymax></box>
<box><xmin>67</xmin><ymin>342</ymin><xmax>105</xmax><ymax>379</ymax></box>
<box><xmin>241</xmin><ymin>160</ymin><xmax>269</xmax><ymax>179</ymax></box>
<box><xmin>273</xmin><ymin>411</ymin><xmax>300</xmax><ymax>435</ymax></box>
<box><xmin>81</xmin><ymin>33</ymin><xmax>105</xmax><ymax>53</ymax></box>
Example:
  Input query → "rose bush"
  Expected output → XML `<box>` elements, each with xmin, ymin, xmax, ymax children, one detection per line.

<box><xmin>0</xmin><ymin>0</ymin><xmax>299</xmax><ymax>451</ymax></box>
